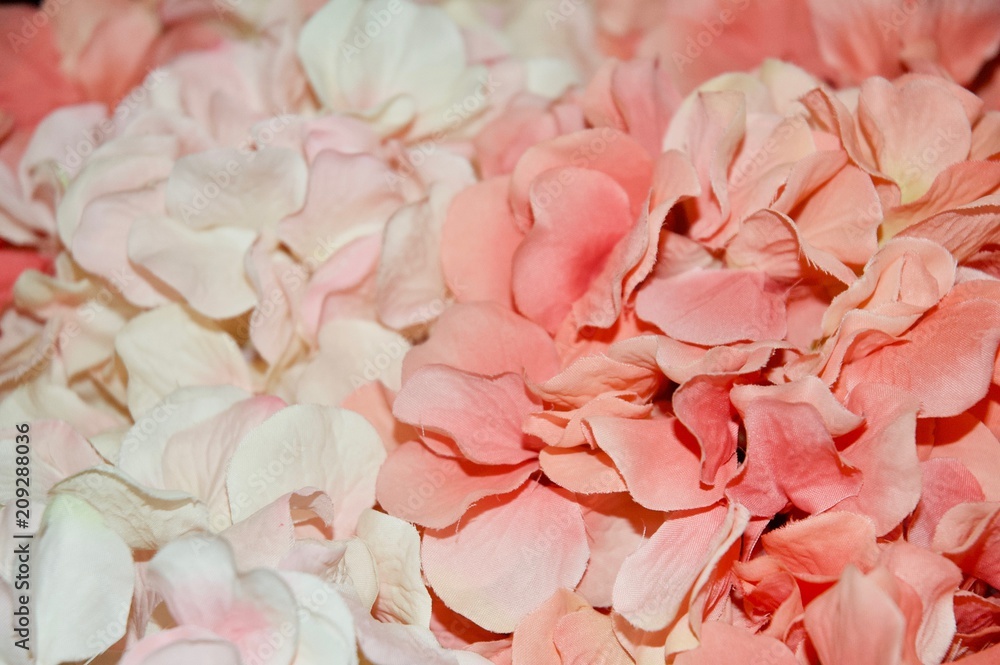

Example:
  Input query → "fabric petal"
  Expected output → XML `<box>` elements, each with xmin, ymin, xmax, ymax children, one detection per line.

<box><xmin>164</xmin><ymin>147</ymin><xmax>308</xmax><ymax>232</ymax></box>
<box><xmin>613</xmin><ymin>503</ymin><xmax>748</xmax><ymax>632</ymax></box>
<box><xmin>635</xmin><ymin>268</ymin><xmax>788</xmax><ymax>345</ymax></box>
<box><xmin>356</xmin><ymin>509</ymin><xmax>433</xmax><ymax>628</ymax></box>
<box><xmin>803</xmin><ymin>566</ymin><xmax>906</xmax><ymax>665</ymax></box>
<box><xmin>401</xmin><ymin>302</ymin><xmax>560</xmax><ymax>383</ymax></box>
<box><xmin>376</xmin><ymin>440</ymin><xmax>536</xmax><ymax>530</ymax></box>
<box><xmin>512</xmin><ymin>168</ymin><xmax>634</xmax><ymax>333</ymax></box>
<box><xmin>35</xmin><ymin>495</ymin><xmax>135</xmax><ymax>665</ymax></box>
<box><xmin>128</xmin><ymin>215</ymin><xmax>258</xmax><ymax>319</ymax></box>
<box><xmin>422</xmin><ymin>484</ymin><xmax>589</xmax><ymax>633</ymax></box>
<box><xmin>592</xmin><ymin>416</ymin><xmax>732</xmax><ymax>512</ymax></box>
<box><xmin>147</xmin><ymin>535</ymin><xmax>298</xmax><ymax>665</ymax></box>
<box><xmin>674</xmin><ymin>621</ymin><xmax>797</xmax><ymax>665</ymax></box>
<box><xmin>227</xmin><ymin>404</ymin><xmax>385</xmax><ymax>537</ymax></box>
<box><xmin>393</xmin><ymin>365</ymin><xmax>539</xmax><ymax>466</ymax></box>
<box><xmin>115</xmin><ymin>305</ymin><xmax>253</xmax><ymax>417</ymax></box>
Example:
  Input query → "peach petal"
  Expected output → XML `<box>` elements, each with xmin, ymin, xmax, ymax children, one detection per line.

<box><xmin>422</xmin><ymin>484</ymin><xmax>589</xmax><ymax>633</ymax></box>
<box><xmin>635</xmin><ymin>268</ymin><xmax>788</xmax><ymax>345</ymax></box>
<box><xmin>376</xmin><ymin>441</ymin><xmax>536</xmax><ymax>530</ymax></box>
<box><xmin>401</xmin><ymin>302</ymin><xmax>560</xmax><ymax>383</ymax></box>
<box><xmin>393</xmin><ymin>366</ymin><xmax>540</xmax><ymax>466</ymax></box>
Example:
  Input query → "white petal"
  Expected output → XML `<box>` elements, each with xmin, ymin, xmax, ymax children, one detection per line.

<box><xmin>294</xmin><ymin>320</ymin><xmax>409</xmax><ymax>406</ymax></box>
<box><xmin>115</xmin><ymin>305</ymin><xmax>254</xmax><ymax>417</ymax></box>
<box><xmin>35</xmin><ymin>495</ymin><xmax>135</xmax><ymax>665</ymax></box>
<box><xmin>128</xmin><ymin>215</ymin><xmax>258</xmax><ymax>318</ymax></box>
<box><xmin>227</xmin><ymin>405</ymin><xmax>386</xmax><ymax>536</ymax></box>
<box><xmin>164</xmin><ymin>147</ymin><xmax>307</xmax><ymax>232</ymax></box>
<box><xmin>356</xmin><ymin>509</ymin><xmax>432</xmax><ymax>627</ymax></box>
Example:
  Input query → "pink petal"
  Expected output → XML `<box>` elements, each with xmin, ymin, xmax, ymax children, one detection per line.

<box><xmin>730</xmin><ymin>377</ymin><xmax>865</xmax><ymax>437</ymax></box>
<box><xmin>538</xmin><ymin>447</ymin><xmax>627</xmax><ymax>495</ymax></box>
<box><xmin>376</xmin><ymin>440</ymin><xmax>536</xmax><ymax>529</ymax></box>
<box><xmin>673</xmin><ymin>375</ymin><xmax>739</xmax><ymax>485</ymax></box>
<box><xmin>881</xmin><ymin>160</ymin><xmax>1000</xmax><ymax>241</ymax></box>
<box><xmin>909</xmin><ymin>458</ymin><xmax>985</xmax><ymax>549</ymax></box>
<box><xmin>635</xmin><ymin>268</ymin><xmax>788</xmax><ymax>345</ymax></box>
<box><xmin>581</xmin><ymin>58</ymin><xmax>681</xmax><ymax>159</ymax></box>
<box><xmin>760</xmin><ymin>512</ymin><xmax>880</xmax><ymax>582</ymax></box>
<box><xmin>512</xmin><ymin>168</ymin><xmax>634</xmax><ymax>333</ymax></box>
<box><xmin>613</xmin><ymin>503</ymin><xmax>749</xmax><ymax>632</ymax></box>
<box><xmin>857</xmin><ymin>76</ymin><xmax>972</xmax><ymax>202</ymax></box>
<box><xmin>509</xmin><ymin>128</ymin><xmax>652</xmax><ymax>226</ymax></box>
<box><xmin>804</xmin><ymin>565</ymin><xmax>907</xmax><ymax>665</ymax></box>
<box><xmin>402</xmin><ymin>302</ymin><xmax>560</xmax><ymax>384</ymax></box>
<box><xmin>223</xmin><ymin>490</ymin><xmax>334</xmax><ymax>571</ymax></box>
<box><xmin>725</xmin><ymin>209</ymin><xmax>857</xmax><ymax>286</ymax></box>
<box><xmin>553</xmin><ymin>606</ymin><xmax>633</xmax><ymax>665</ymax></box>
<box><xmin>119</xmin><ymin>626</ymin><xmax>242</xmax><ymax>665</ymax></box>
<box><xmin>511</xmin><ymin>589</ymin><xmax>588</xmax><ymax>664</ymax></box>
<box><xmin>930</xmin><ymin>413</ymin><xmax>1000</xmax><ymax>501</ymax></box>
<box><xmin>576</xmin><ymin>494</ymin><xmax>664</xmax><ymax>608</ymax></box>
<box><xmin>878</xmin><ymin>542</ymin><xmax>963</xmax><ymax>664</ymax></box>
<box><xmin>933</xmin><ymin>502</ymin><xmax>1000</xmax><ymax>589</ymax></box>
<box><xmin>729</xmin><ymin>398</ymin><xmax>862</xmax><ymax>517</ymax></box>
<box><xmin>422</xmin><ymin>484</ymin><xmax>589</xmax><ymax>633</ymax></box>
<box><xmin>807</xmin><ymin>0</ymin><xmax>904</xmax><ymax>85</ymax></box>
<box><xmin>674</xmin><ymin>621</ymin><xmax>797</xmax><ymax>665</ymax></box>
<box><xmin>821</xmin><ymin>237</ymin><xmax>957</xmax><ymax>338</ymax></box>
<box><xmin>897</xmin><ymin>198</ymin><xmax>1000</xmax><ymax>263</ymax></box>
<box><xmin>573</xmin><ymin>150</ymin><xmax>701</xmax><ymax>330</ymax></box>
<box><xmin>278</xmin><ymin>150</ymin><xmax>402</xmax><ymax>261</ymax></box>
<box><xmin>147</xmin><ymin>536</ymin><xmax>298</xmax><ymax>665</ymax></box>
<box><xmin>836</xmin><ymin>292</ymin><xmax>1000</xmax><ymax>418</ymax></box>
<box><xmin>441</xmin><ymin>177</ymin><xmax>523</xmax><ymax>309</ymax></box>
<box><xmin>790</xmin><ymin>164</ymin><xmax>882</xmax><ymax>266</ymax></box>
<box><xmin>833</xmin><ymin>383</ymin><xmax>922</xmax><ymax>536</ymax></box>
<box><xmin>669</xmin><ymin>90</ymin><xmax>746</xmax><ymax>243</ymax></box>
<box><xmin>393</xmin><ymin>366</ymin><xmax>540</xmax><ymax>466</ymax></box>
<box><xmin>592</xmin><ymin>416</ymin><xmax>732</xmax><ymax>512</ymax></box>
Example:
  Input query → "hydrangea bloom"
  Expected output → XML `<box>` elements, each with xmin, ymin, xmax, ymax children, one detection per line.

<box><xmin>2</xmin><ymin>0</ymin><xmax>1000</xmax><ymax>664</ymax></box>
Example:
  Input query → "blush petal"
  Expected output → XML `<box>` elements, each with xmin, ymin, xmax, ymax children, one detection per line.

<box><xmin>422</xmin><ymin>484</ymin><xmax>589</xmax><ymax>633</ymax></box>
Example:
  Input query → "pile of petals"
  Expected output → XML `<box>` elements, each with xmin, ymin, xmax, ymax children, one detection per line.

<box><xmin>2</xmin><ymin>0</ymin><xmax>1000</xmax><ymax>663</ymax></box>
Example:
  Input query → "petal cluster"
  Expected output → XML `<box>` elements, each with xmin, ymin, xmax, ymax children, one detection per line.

<box><xmin>2</xmin><ymin>1</ymin><xmax>1000</xmax><ymax>664</ymax></box>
